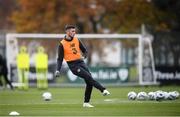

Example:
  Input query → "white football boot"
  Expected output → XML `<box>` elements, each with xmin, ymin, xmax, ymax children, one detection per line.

<box><xmin>83</xmin><ymin>103</ymin><xmax>94</xmax><ymax>108</ymax></box>
<box><xmin>103</xmin><ymin>89</ymin><xmax>110</xmax><ymax>96</ymax></box>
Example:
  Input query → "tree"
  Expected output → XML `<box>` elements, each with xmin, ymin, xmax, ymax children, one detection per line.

<box><xmin>153</xmin><ymin>32</ymin><xmax>180</xmax><ymax>66</ymax></box>
<box><xmin>10</xmin><ymin>0</ymin><xmax>180</xmax><ymax>33</ymax></box>
<box><xmin>0</xmin><ymin>0</ymin><xmax>16</xmax><ymax>30</ymax></box>
<box><xmin>11</xmin><ymin>0</ymin><xmax>65</xmax><ymax>33</ymax></box>
<box><xmin>10</xmin><ymin>0</ymin><xmax>179</xmax><ymax>66</ymax></box>
<box><xmin>152</xmin><ymin>0</ymin><xmax>180</xmax><ymax>66</ymax></box>
<box><xmin>152</xmin><ymin>0</ymin><xmax>180</xmax><ymax>31</ymax></box>
<box><xmin>103</xmin><ymin>0</ymin><xmax>168</xmax><ymax>33</ymax></box>
<box><xmin>11</xmin><ymin>0</ymin><xmax>113</xmax><ymax>33</ymax></box>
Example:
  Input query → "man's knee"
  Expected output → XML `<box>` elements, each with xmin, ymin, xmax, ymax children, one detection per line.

<box><xmin>85</xmin><ymin>77</ymin><xmax>96</xmax><ymax>85</ymax></box>
<box><xmin>71</xmin><ymin>70</ymin><xmax>79</xmax><ymax>76</ymax></box>
<box><xmin>86</xmin><ymin>83</ymin><xmax>93</xmax><ymax>88</ymax></box>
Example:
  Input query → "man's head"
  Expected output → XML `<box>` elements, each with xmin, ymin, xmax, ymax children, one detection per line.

<box><xmin>65</xmin><ymin>25</ymin><xmax>76</xmax><ymax>38</ymax></box>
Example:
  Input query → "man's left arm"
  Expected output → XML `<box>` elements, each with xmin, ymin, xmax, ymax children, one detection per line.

<box><xmin>79</xmin><ymin>39</ymin><xmax>88</xmax><ymax>58</ymax></box>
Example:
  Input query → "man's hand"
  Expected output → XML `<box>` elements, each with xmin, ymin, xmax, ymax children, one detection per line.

<box><xmin>83</xmin><ymin>52</ymin><xmax>88</xmax><ymax>59</ymax></box>
<box><xmin>55</xmin><ymin>70</ymin><xmax>60</xmax><ymax>77</ymax></box>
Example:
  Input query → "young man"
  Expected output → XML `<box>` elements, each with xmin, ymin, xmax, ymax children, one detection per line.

<box><xmin>55</xmin><ymin>25</ymin><xmax>110</xmax><ymax>107</ymax></box>
<box><xmin>0</xmin><ymin>54</ymin><xmax>14</xmax><ymax>90</ymax></box>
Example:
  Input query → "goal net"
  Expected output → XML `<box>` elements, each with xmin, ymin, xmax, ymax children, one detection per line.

<box><xmin>6</xmin><ymin>33</ymin><xmax>156</xmax><ymax>86</ymax></box>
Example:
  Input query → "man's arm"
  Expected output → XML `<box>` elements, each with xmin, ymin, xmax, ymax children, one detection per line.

<box><xmin>55</xmin><ymin>43</ymin><xmax>64</xmax><ymax>77</ymax></box>
<box><xmin>79</xmin><ymin>39</ymin><xmax>88</xmax><ymax>58</ymax></box>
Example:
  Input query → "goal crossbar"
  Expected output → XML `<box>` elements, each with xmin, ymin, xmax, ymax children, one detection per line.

<box><xmin>6</xmin><ymin>33</ymin><xmax>141</xmax><ymax>39</ymax></box>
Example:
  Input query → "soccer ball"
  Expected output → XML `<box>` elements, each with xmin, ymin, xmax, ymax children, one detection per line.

<box><xmin>137</xmin><ymin>92</ymin><xmax>148</xmax><ymax>100</ymax></box>
<box><xmin>172</xmin><ymin>91</ymin><xmax>179</xmax><ymax>99</ymax></box>
<box><xmin>168</xmin><ymin>91</ymin><xmax>179</xmax><ymax>100</ymax></box>
<box><xmin>163</xmin><ymin>91</ymin><xmax>169</xmax><ymax>100</ymax></box>
<box><xmin>155</xmin><ymin>90</ymin><xmax>165</xmax><ymax>101</ymax></box>
<box><xmin>42</xmin><ymin>92</ymin><xmax>52</xmax><ymax>101</ymax></box>
<box><xmin>127</xmin><ymin>91</ymin><xmax>137</xmax><ymax>100</ymax></box>
<box><xmin>148</xmin><ymin>92</ymin><xmax>156</xmax><ymax>100</ymax></box>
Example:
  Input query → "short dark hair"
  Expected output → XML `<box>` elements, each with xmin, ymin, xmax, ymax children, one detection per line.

<box><xmin>65</xmin><ymin>25</ymin><xmax>76</xmax><ymax>31</ymax></box>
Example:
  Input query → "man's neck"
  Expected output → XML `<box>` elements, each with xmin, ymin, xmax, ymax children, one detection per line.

<box><xmin>65</xmin><ymin>35</ymin><xmax>73</xmax><ymax>41</ymax></box>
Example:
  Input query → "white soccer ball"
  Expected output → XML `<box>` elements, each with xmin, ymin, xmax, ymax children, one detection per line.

<box><xmin>42</xmin><ymin>92</ymin><xmax>52</xmax><ymax>101</ymax></box>
<box><xmin>137</xmin><ymin>92</ymin><xmax>148</xmax><ymax>100</ymax></box>
<box><xmin>127</xmin><ymin>91</ymin><xmax>137</xmax><ymax>100</ymax></box>
<box><xmin>162</xmin><ymin>91</ymin><xmax>169</xmax><ymax>100</ymax></box>
<box><xmin>172</xmin><ymin>91</ymin><xmax>179</xmax><ymax>99</ymax></box>
<box><xmin>148</xmin><ymin>92</ymin><xmax>156</xmax><ymax>100</ymax></box>
<box><xmin>168</xmin><ymin>91</ymin><xmax>178</xmax><ymax>100</ymax></box>
<box><xmin>155</xmin><ymin>90</ymin><xmax>165</xmax><ymax>101</ymax></box>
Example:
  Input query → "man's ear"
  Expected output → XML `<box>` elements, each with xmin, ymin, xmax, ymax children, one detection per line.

<box><xmin>66</xmin><ymin>29</ymin><xmax>70</xmax><ymax>32</ymax></box>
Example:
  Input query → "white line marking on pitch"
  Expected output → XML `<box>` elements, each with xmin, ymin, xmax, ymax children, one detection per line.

<box><xmin>0</xmin><ymin>99</ymin><xmax>179</xmax><ymax>106</ymax></box>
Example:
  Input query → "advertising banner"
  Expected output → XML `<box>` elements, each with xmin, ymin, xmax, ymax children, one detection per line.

<box><xmin>155</xmin><ymin>66</ymin><xmax>180</xmax><ymax>85</ymax></box>
<box><xmin>10</xmin><ymin>64</ymin><xmax>129</xmax><ymax>85</ymax></box>
<box><xmin>10</xmin><ymin>63</ymin><xmax>56</xmax><ymax>83</ymax></box>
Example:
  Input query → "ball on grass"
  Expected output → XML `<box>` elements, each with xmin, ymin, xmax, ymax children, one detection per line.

<box><xmin>137</xmin><ymin>92</ymin><xmax>148</xmax><ymax>100</ymax></box>
<box><xmin>42</xmin><ymin>92</ymin><xmax>52</xmax><ymax>101</ymax></box>
<box><xmin>127</xmin><ymin>91</ymin><xmax>137</xmax><ymax>100</ymax></box>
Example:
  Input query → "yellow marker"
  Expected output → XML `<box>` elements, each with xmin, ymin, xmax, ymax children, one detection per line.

<box><xmin>35</xmin><ymin>46</ymin><xmax>48</xmax><ymax>89</ymax></box>
<box><xmin>17</xmin><ymin>46</ymin><xmax>29</xmax><ymax>90</ymax></box>
<box><xmin>35</xmin><ymin>46</ymin><xmax>48</xmax><ymax>69</ymax></box>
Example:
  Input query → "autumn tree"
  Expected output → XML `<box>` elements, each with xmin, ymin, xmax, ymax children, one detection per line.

<box><xmin>152</xmin><ymin>0</ymin><xmax>180</xmax><ymax>31</ymax></box>
<box><xmin>0</xmin><ymin>0</ymin><xmax>16</xmax><ymax>31</ymax></box>
<box><xmin>11</xmin><ymin>0</ymin><xmax>113</xmax><ymax>33</ymax></box>
<box><xmin>103</xmin><ymin>0</ymin><xmax>169</xmax><ymax>33</ymax></box>
<box><xmin>10</xmin><ymin>0</ymin><xmax>179</xmax><ymax>66</ymax></box>
<box><xmin>9</xmin><ymin>0</ymin><xmax>180</xmax><ymax>33</ymax></box>
<box><xmin>11</xmin><ymin>0</ymin><xmax>64</xmax><ymax>33</ymax></box>
<box><xmin>152</xmin><ymin>0</ymin><xmax>180</xmax><ymax>66</ymax></box>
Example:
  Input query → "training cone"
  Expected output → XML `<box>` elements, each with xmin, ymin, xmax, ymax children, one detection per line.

<box><xmin>9</xmin><ymin>111</ymin><xmax>20</xmax><ymax>116</ymax></box>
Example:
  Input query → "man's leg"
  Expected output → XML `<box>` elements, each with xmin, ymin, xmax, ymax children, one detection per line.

<box><xmin>70</xmin><ymin>62</ymin><xmax>110</xmax><ymax>107</ymax></box>
<box><xmin>84</xmin><ymin>81</ymin><xmax>93</xmax><ymax>103</ymax></box>
<box><xmin>79</xmin><ymin>62</ymin><xmax>110</xmax><ymax>96</ymax></box>
<box><xmin>79</xmin><ymin>63</ymin><xmax>106</xmax><ymax>92</ymax></box>
<box><xmin>0</xmin><ymin>77</ymin><xmax>2</xmax><ymax>87</ymax></box>
<box><xmin>3</xmin><ymin>74</ymin><xmax>13</xmax><ymax>89</ymax></box>
<box><xmin>82</xmin><ymin>80</ymin><xmax>95</xmax><ymax>107</ymax></box>
<box><xmin>71</xmin><ymin>66</ymin><xmax>105</xmax><ymax>92</ymax></box>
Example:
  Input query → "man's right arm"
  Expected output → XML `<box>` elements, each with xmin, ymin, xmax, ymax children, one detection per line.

<box><xmin>55</xmin><ymin>43</ymin><xmax>64</xmax><ymax>77</ymax></box>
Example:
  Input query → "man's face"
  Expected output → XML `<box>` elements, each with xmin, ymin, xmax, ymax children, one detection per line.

<box><xmin>66</xmin><ymin>28</ymin><xmax>76</xmax><ymax>38</ymax></box>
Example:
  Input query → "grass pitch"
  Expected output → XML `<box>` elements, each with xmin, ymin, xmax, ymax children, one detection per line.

<box><xmin>0</xmin><ymin>86</ymin><xmax>180</xmax><ymax>116</ymax></box>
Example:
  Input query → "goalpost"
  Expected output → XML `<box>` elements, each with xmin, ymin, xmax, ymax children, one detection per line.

<box><xmin>6</xmin><ymin>33</ymin><xmax>157</xmax><ymax>86</ymax></box>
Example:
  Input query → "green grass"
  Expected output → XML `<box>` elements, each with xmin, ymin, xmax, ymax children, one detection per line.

<box><xmin>0</xmin><ymin>86</ymin><xmax>180</xmax><ymax>116</ymax></box>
